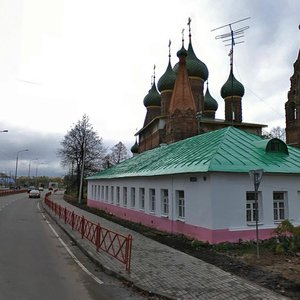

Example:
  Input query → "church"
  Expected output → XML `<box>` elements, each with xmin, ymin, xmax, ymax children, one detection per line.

<box><xmin>132</xmin><ymin>19</ymin><xmax>266</xmax><ymax>154</ymax></box>
<box><xmin>86</xmin><ymin>21</ymin><xmax>300</xmax><ymax>244</ymax></box>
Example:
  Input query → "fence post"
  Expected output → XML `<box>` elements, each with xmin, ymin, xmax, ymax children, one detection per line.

<box><xmin>81</xmin><ymin>216</ymin><xmax>85</xmax><ymax>239</ymax></box>
<box><xmin>96</xmin><ymin>223</ymin><xmax>101</xmax><ymax>252</ymax></box>
<box><xmin>64</xmin><ymin>208</ymin><xmax>67</xmax><ymax>224</ymax></box>
<box><xmin>71</xmin><ymin>211</ymin><xmax>74</xmax><ymax>230</ymax></box>
<box><xmin>125</xmin><ymin>234</ymin><xmax>133</xmax><ymax>273</ymax></box>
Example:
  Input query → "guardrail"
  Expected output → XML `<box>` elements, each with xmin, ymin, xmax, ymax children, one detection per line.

<box><xmin>0</xmin><ymin>189</ymin><xmax>27</xmax><ymax>197</ymax></box>
<box><xmin>44</xmin><ymin>194</ymin><xmax>132</xmax><ymax>272</ymax></box>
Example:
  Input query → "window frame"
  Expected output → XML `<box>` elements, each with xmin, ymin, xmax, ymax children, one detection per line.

<box><xmin>149</xmin><ymin>188</ymin><xmax>156</xmax><ymax>213</ymax></box>
<box><xmin>123</xmin><ymin>187</ymin><xmax>127</xmax><ymax>207</ymax></box>
<box><xmin>161</xmin><ymin>189</ymin><xmax>169</xmax><ymax>216</ymax></box>
<box><xmin>131</xmin><ymin>187</ymin><xmax>136</xmax><ymax>208</ymax></box>
<box><xmin>273</xmin><ymin>191</ymin><xmax>287</xmax><ymax>222</ymax></box>
<box><xmin>139</xmin><ymin>188</ymin><xmax>145</xmax><ymax>210</ymax></box>
<box><xmin>116</xmin><ymin>186</ymin><xmax>120</xmax><ymax>205</ymax></box>
<box><xmin>176</xmin><ymin>190</ymin><xmax>185</xmax><ymax>220</ymax></box>
<box><xmin>246</xmin><ymin>191</ymin><xmax>263</xmax><ymax>224</ymax></box>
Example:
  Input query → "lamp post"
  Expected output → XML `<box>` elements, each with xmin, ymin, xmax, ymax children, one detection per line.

<box><xmin>28</xmin><ymin>158</ymin><xmax>38</xmax><ymax>186</ymax></box>
<box><xmin>15</xmin><ymin>149</ymin><xmax>29</xmax><ymax>187</ymax></box>
<box><xmin>78</xmin><ymin>134</ymin><xmax>86</xmax><ymax>204</ymax></box>
<box><xmin>35</xmin><ymin>162</ymin><xmax>45</xmax><ymax>187</ymax></box>
<box><xmin>249</xmin><ymin>169</ymin><xmax>264</xmax><ymax>260</ymax></box>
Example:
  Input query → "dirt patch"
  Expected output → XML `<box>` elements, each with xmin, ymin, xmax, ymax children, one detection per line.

<box><xmin>69</xmin><ymin>201</ymin><xmax>300</xmax><ymax>300</ymax></box>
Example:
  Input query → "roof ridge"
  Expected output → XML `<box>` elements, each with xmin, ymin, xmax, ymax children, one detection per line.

<box><xmin>206</xmin><ymin>127</ymin><xmax>233</xmax><ymax>170</ymax></box>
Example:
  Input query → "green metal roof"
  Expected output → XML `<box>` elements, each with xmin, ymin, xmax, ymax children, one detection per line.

<box><xmin>87</xmin><ymin>126</ymin><xmax>300</xmax><ymax>180</ymax></box>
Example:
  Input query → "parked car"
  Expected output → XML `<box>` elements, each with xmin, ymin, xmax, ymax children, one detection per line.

<box><xmin>29</xmin><ymin>189</ymin><xmax>40</xmax><ymax>198</ymax></box>
<box><xmin>38</xmin><ymin>187</ymin><xmax>44</xmax><ymax>191</ymax></box>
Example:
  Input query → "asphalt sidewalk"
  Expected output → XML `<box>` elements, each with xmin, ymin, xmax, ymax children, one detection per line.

<box><xmin>42</xmin><ymin>191</ymin><xmax>289</xmax><ymax>300</ymax></box>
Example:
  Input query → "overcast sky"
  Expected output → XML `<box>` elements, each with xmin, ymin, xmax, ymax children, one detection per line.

<box><xmin>0</xmin><ymin>0</ymin><xmax>299</xmax><ymax>178</ymax></box>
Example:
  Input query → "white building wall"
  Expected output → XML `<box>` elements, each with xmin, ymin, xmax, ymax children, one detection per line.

<box><xmin>87</xmin><ymin>173</ymin><xmax>214</xmax><ymax>227</ymax></box>
<box><xmin>87</xmin><ymin>172</ymin><xmax>300</xmax><ymax>234</ymax></box>
<box><xmin>209</xmin><ymin>173</ymin><xmax>300</xmax><ymax>231</ymax></box>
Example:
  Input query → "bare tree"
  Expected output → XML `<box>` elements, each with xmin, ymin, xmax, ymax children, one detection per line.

<box><xmin>57</xmin><ymin>114</ymin><xmax>106</xmax><ymax>197</ymax></box>
<box><xmin>109</xmin><ymin>142</ymin><xmax>129</xmax><ymax>165</ymax></box>
<box><xmin>268</xmin><ymin>126</ymin><xmax>286</xmax><ymax>142</ymax></box>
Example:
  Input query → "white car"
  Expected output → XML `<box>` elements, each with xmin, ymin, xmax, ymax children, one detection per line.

<box><xmin>29</xmin><ymin>189</ymin><xmax>41</xmax><ymax>198</ymax></box>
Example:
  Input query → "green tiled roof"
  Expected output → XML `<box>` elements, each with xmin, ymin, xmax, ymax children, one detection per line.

<box><xmin>87</xmin><ymin>127</ymin><xmax>300</xmax><ymax>180</ymax></box>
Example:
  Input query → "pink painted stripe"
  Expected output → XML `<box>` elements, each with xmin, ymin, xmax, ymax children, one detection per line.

<box><xmin>88</xmin><ymin>199</ymin><xmax>275</xmax><ymax>244</ymax></box>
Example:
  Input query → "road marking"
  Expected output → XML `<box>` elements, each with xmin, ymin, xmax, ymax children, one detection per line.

<box><xmin>37</xmin><ymin>202</ymin><xmax>104</xmax><ymax>285</ymax></box>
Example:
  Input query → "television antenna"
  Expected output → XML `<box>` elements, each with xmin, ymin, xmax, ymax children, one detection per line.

<box><xmin>212</xmin><ymin>17</ymin><xmax>250</xmax><ymax>71</ymax></box>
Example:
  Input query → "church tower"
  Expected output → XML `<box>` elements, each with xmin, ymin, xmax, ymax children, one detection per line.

<box><xmin>285</xmin><ymin>48</ymin><xmax>300</xmax><ymax>147</ymax></box>
<box><xmin>220</xmin><ymin>39</ymin><xmax>245</xmax><ymax>123</ymax></box>
<box><xmin>165</xmin><ymin>31</ymin><xmax>198</xmax><ymax>143</ymax></box>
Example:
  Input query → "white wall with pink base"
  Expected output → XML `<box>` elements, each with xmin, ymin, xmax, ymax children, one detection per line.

<box><xmin>87</xmin><ymin>172</ymin><xmax>300</xmax><ymax>244</ymax></box>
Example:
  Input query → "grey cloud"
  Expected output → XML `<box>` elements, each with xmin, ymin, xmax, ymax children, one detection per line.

<box><xmin>0</xmin><ymin>123</ymin><xmax>66</xmax><ymax>177</ymax></box>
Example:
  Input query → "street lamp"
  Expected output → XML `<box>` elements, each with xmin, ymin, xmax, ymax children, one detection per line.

<box><xmin>28</xmin><ymin>158</ymin><xmax>38</xmax><ymax>178</ymax></box>
<box><xmin>249</xmin><ymin>169</ymin><xmax>264</xmax><ymax>260</ymax></box>
<box><xmin>15</xmin><ymin>149</ymin><xmax>29</xmax><ymax>187</ymax></box>
<box><xmin>35</xmin><ymin>162</ymin><xmax>45</xmax><ymax>187</ymax></box>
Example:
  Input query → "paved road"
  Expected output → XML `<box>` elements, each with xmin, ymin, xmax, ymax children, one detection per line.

<box><xmin>0</xmin><ymin>192</ymin><xmax>150</xmax><ymax>300</ymax></box>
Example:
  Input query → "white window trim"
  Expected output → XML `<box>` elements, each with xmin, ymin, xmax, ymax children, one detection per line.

<box><xmin>176</xmin><ymin>190</ymin><xmax>185</xmax><ymax>221</ymax></box>
<box><xmin>139</xmin><ymin>188</ymin><xmax>145</xmax><ymax>210</ymax></box>
<box><xmin>273</xmin><ymin>191</ymin><xmax>287</xmax><ymax>223</ymax></box>
<box><xmin>149</xmin><ymin>189</ymin><xmax>156</xmax><ymax>213</ymax></box>
<box><xmin>161</xmin><ymin>189</ymin><xmax>169</xmax><ymax>217</ymax></box>
<box><xmin>246</xmin><ymin>191</ymin><xmax>263</xmax><ymax>225</ymax></box>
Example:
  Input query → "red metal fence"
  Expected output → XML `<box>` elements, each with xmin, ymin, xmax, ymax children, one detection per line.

<box><xmin>0</xmin><ymin>189</ymin><xmax>27</xmax><ymax>197</ymax></box>
<box><xmin>44</xmin><ymin>194</ymin><xmax>132</xmax><ymax>272</ymax></box>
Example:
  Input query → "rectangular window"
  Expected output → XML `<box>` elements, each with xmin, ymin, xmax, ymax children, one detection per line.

<box><xmin>105</xmin><ymin>186</ymin><xmax>109</xmax><ymax>202</ymax></box>
<box><xmin>110</xmin><ymin>186</ymin><xmax>114</xmax><ymax>203</ymax></box>
<box><xmin>101</xmin><ymin>186</ymin><xmax>104</xmax><ymax>200</ymax></box>
<box><xmin>149</xmin><ymin>189</ymin><xmax>156</xmax><ymax>213</ymax></box>
<box><xmin>176</xmin><ymin>190</ymin><xmax>185</xmax><ymax>219</ymax></box>
<box><xmin>139</xmin><ymin>188</ymin><xmax>145</xmax><ymax>210</ymax></box>
<box><xmin>246</xmin><ymin>192</ymin><xmax>258</xmax><ymax>222</ymax></box>
<box><xmin>273</xmin><ymin>192</ymin><xmax>286</xmax><ymax>221</ymax></box>
<box><xmin>116</xmin><ymin>186</ymin><xmax>120</xmax><ymax>205</ymax></box>
<box><xmin>131</xmin><ymin>187</ymin><xmax>136</xmax><ymax>208</ymax></box>
<box><xmin>161</xmin><ymin>189</ymin><xmax>169</xmax><ymax>216</ymax></box>
<box><xmin>91</xmin><ymin>185</ymin><xmax>95</xmax><ymax>199</ymax></box>
<box><xmin>123</xmin><ymin>187</ymin><xmax>127</xmax><ymax>207</ymax></box>
<box><xmin>246</xmin><ymin>191</ymin><xmax>263</xmax><ymax>223</ymax></box>
<box><xmin>97</xmin><ymin>185</ymin><xmax>101</xmax><ymax>200</ymax></box>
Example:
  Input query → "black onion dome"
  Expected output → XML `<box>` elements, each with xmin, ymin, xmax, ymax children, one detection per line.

<box><xmin>221</xmin><ymin>70</ymin><xmax>245</xmax><ymax>99</ymax></box>
<box><xmin>186</xmin><ymin>42</ymin><xmax>208</xmax><ymax>80</ymax></box>
<box><xmin>177</xmin><ymin>46</ymin><xmax>188</xmax><ymax>58</ymax></box>
<box><xmin>131</xmin><ymin>140</ymin><xmax>139</xmax><ymax>154</ymax></box>
<box><xmin>173</xmin><ymin>42</ymin><xmax>208</xmax><ymax>81</ymax></box>
<box><xmin>157</xmin><ymin>60</ymin><xmax>176</xmax><ymax>92</ymax></box>
<box><xmin>143</xmin><ymin>81</ymin><xmax>161</xmax><ymax>107</ymax></box>
<box><xmin>204</xmin><ymin>86</ymin><xmax>218</xmax><ymax>111</ymax></box>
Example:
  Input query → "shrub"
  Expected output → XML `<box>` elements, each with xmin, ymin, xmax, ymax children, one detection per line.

<box><xmin>273</xmin><ymin>219</ymin><xmax>300</xmax><ymax>255</ymax></box>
